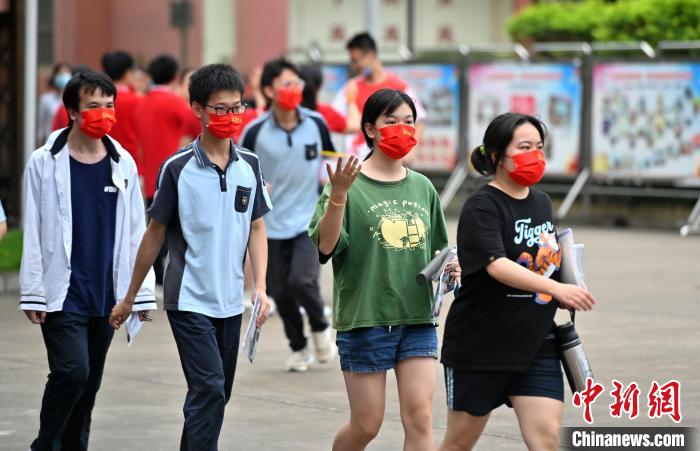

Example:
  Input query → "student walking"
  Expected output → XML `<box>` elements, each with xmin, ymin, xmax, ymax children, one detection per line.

<box><xmin>20</xmin><ymin>70</ymin><xmax>156</xmax><ymax>451</ymax></box>
<box><xmin>101</xmin><ymin>50</ymin><xmax>143</xmax><ymax>167</ymax></box>
<box><xmin>110</xmin><ymin>64</ymin><xmax>272</xmax><ymax>451</ymax></box>
<box><xmin>439</xmin><ymin>113</ymin><xmax>596</xmax><ymax>451</ymax></box>
<box><xmin>37</xmin><ymin>63</ymin><xmax>72</xmax><ymax>143</ymax></box>
<box><xmin>332</xmin><ymin>32</ymin><xmax>427</xmax><ymax>158</ymax></box>
<box><xmin>240</xmin><ymin>58</ymin><xmax>336</xmax><ymax>372</ymax></box>
<box><xmin>310</xmin><ymin>88</ymin><xmax>458</xmax><ymax>451</ymax></box>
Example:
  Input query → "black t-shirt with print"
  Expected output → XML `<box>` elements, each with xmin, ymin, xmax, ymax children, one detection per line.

<box><xmin>442</xmin><ymin>184</ymin><xmax>561</xmax><ymax>372</ymax></box>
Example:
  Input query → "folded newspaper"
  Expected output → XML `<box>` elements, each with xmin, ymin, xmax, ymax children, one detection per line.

<box><xmin>557</xmin><ymin>228</ymin><xmax>588</xmax><ymax>290</ymax></box>
<box><xmin>432</xmin><ymin>247</ymin><xmax>459</xmax><ymax>318</ymax></box>
<box><xmin>243</xmin><ymin>293</ymin><xmax>262</xmax><ymax>363</ymax></box>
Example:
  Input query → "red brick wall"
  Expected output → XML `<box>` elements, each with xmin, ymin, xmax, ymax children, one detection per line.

<box><xmin>52</xmin><ymin>0</ymin><xmax>204</xmax><ymax>70</ymax></box>
<box><xmin>234</xmin><ymin>0</ymin><xmax>288</xmax><ymax>75</ymax></box>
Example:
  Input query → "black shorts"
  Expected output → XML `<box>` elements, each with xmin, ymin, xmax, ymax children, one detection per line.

<box><xmin>444</xmin><ymin>358</ymin><xmax>564</xmax><ymax>416</ymax></box>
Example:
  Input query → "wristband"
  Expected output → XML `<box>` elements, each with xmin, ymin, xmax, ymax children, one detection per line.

<box><xmin>329</xmin><ymin>197</ymin><xmax>346</xmax><ymax>208</ymax></box>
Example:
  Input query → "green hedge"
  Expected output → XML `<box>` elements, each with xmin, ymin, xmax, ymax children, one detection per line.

<box><xmin>0</xmin><ymin>229</ymin><xmax>22</xmax><ymax>272</ymax></box>
<box><xmin>508</xmin><ymin>0</ymin><xmax>700</xmax><ymax>45</ymax></box>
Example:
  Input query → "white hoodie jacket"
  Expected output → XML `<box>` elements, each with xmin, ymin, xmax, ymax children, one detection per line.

<box><xmin>19</xmin><ymin>128</ymin><xmax>156</xmax><ymax>314</ymax></box>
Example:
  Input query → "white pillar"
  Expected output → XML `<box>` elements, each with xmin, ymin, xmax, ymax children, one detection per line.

<box><xmin>23</xmin><ymin>0</ymin><xmax>38</xmax><ymax>161</ymax></box>
<box><xmin>364</xmin><ymin>0</ymin><xmax>380</xmax><ymax>39</ymax></box>
<box><xmin>22</xmin><ymin>0</ymin><xmax>38</xmax><ymax>222</ymax></box>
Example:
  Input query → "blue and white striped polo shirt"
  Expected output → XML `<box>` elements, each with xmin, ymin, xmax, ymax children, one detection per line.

<box><xmin>239</xmin><ymin>107</ymin><xmax>334</xmax><ymax>240</ymax></box>
<box><xmin>148</xmin><ymin>138</ymin><xmax>272</xmax><ymax>318</ymax></box>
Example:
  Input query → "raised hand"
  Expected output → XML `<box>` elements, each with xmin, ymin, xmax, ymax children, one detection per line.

<box><xmin>327</xmin><ymin>156</ymin><xmax>361</xmax><ymax>203</ymax></box>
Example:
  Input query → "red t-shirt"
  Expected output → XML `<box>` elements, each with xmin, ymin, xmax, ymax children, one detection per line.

<box><xmin>182</xmin><ymin>106</ymin><xmax>202</xmax><ymax>140</ymax></box>
<box><xmin>136</xmin><ymin>86</ymin><xmax>199</xmax><ymax>199</ymax></box>
<box><xmin>348</xmin><ymin>74</ymin><xmax>409</xmax><ymax>151</ymax></box>
<box><xmin>355</xmin><ymin>73</ymin><xmax>408</xmax><ymax>113</ymax></box>
<box><xmin>111</xmin><ymin>85</ymin><xmax>143</xmax><ymax>168</ymax></box>
<box><xmin>316</xmin><ymin>103</ymin><xmax>347</xmax><ymax>133</ymax></box>
<box><xmin>52</xmin><ymin>106</ymin><xmax>70</xmax><ymax>131</ymax></box>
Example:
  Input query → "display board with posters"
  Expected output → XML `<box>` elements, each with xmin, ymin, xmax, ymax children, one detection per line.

<box><xmin>592</xmin><ymin>63</ymin><xmax>700</xmax><ymax>181</ymax></box>
<box><xmin>320</xmin><ymin>65</ymin><xmax>349</xmax><ymax>152</ymax></box>
<box><xmin>468</xmin><ymin>62</ymin><xmax>582</xmax><ymax>176</ymax></box>
<box><xmin>388</xmin><ymin>64</ymin><xmax>461</xmax><ymax>171</ymax></box>
<box><xmin>320</xmin><ymin>65</ymin><xmax>348</xmax><ymax>105</ymax></box>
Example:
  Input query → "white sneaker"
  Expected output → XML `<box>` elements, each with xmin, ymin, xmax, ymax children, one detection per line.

<box><xmin>312</xmin><ymin>327</ymin><xmax>337</xmax><ymax>364</ymax></box>
<box><xmin>286</xmin><ymin>347</ymin><xmax>314</xmax><ymax>372</ymax></box>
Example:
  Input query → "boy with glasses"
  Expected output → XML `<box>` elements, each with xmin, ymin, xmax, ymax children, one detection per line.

<box><xmin>240</xmin><ymin>58</ymin><xmax>336</xmax><ymax>372</ymax></box>
<box><xmin>110</xmin><ymin>63</ymin><xmax>271</xmax><ymax>450</ymax></box>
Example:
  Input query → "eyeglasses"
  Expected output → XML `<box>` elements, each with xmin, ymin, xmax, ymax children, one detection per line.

<box><xmin>278</xmin><ymin>80</ymin><xmax>305</xmax><ymax>89</ymax></box>
<box><xmin>205</xmin><ymin>103</ymin><xmax>248</xmax><ymax>116</ymax></box>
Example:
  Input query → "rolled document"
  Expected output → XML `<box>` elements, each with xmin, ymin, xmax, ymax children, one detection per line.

<box><xmin>557</xmin><ymin>228</ymin><xmax>587</xmax><ymax>290</ymax></box>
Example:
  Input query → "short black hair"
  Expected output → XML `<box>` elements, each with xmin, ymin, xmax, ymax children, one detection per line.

<box><xmin>470</xmin><ymin>113</ymin><xmax>547</xmax><ymax>176</ymax></box>
<box><xmin>260</xmin><ymin>58</ymin><xmax>300</xmax><ymax>89</ymax></box>
<box><xmin>62</xmin><ymin>70</ymin><xmax>117</xmax><ymax>112</ymax></box>
<box><xmin>147</xmin><ymin>54</ymin><xmax>179</xmax><ymax>85</ymax></box>
<box><xmin>101</xmin><ymin>50</ymin><xmax>134</xmax><ymax>81</ymax></box>
<box><xmin>347</xmin><ymin>32</ymin><xmax>377</xmax><ymax>54</ymax></box>
<box><xmin>188</xmin><ymin>64</ymin><xmax>245</xmax><ymax>106</ymax></box>
<box><xmin>361</xmin><ymin>89</ymin><xmax>416</xmax><ymax>150</ymax></box>
<box><xmin>299</xmin><ymin>64</ymin><xmax>323</xmax><ymax>110</ymax></box>
<box><xmin>72</xmin><ymin>64</ymin><xmax>93</xmax><ymax>76</ymax></box>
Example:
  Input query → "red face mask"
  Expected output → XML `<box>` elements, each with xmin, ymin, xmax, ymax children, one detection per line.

<box><xmin>79</xmin><ymin>108</ymin><xmax>116</xmax><ymax>139</ymax></box>
<box><xmin>277</xmin><ymin>85</ymin><xmax>302</xmax><ymax>111</ymax></box>
<box><xmin>506</xmin><ymin>149</ymin><xmax>546</xmax><ymax>186</ymax></box>
<box><xmin>377</xmin><ymin>124</ymin><xmax>417</xmax><ymax>160</ymax></box>
<box><xmin>206</xmin><ymin>112</ymin><xmax>244</xmax><ymax>139</ymax></box>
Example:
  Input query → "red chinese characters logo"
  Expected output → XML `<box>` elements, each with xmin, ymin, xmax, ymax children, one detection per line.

<box><xmin>572</xmin><ymin>378</ymin><xmax>682</xmax><ymax>424</ymax></box>
<box><xmin>609</xmin><ymin>380</ymin><xmax>640</xmax><ymax>419</ymax></box>
<box><xmin>572</xmin><ymin>378</ymin><xmax>605</xmax><ymax>424</ymax></box>
<box><xmin>648</xmin><ymin>380</ymin><xmax>682</xmax><ymax>423</ymax></box>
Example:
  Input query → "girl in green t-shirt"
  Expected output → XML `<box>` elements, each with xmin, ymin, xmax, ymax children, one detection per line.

<box><xmin>309</xmin><ymin>89</ymin><xmax>459</xmax><ymax>450</ymax></box>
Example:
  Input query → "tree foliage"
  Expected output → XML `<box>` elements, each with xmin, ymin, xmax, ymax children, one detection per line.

<box><xmin>508</xmin><ymin>0</ymin><xmax>700</xmax><ymax>45</ymax></box>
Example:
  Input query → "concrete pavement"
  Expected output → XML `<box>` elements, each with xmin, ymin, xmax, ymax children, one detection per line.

<box><xmin>0</xmin><ymin>224</ymin><xmax>698</xmax><ymax>450</ymax></box>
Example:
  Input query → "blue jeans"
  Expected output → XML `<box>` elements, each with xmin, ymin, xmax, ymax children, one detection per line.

<box><xmin>336</xmin><ymin>325</ymin><xmax>438</xmax><ymax>373</ymax></box>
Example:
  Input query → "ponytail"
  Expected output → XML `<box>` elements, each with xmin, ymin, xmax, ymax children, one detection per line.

<box><xmin>470</xmin><ymin>145</ymin><xmax>496</xmax><ymax>176</ymax></box>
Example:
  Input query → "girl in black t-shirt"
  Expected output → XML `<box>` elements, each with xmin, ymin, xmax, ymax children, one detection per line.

<box><xmin>439</xmin><ymin>113</ymin><xmax>596</xmax><ymax>451</ymax></box>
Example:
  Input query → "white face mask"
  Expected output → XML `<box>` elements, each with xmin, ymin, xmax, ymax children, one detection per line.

<box><xmin>54</xmin><ymin>73</ymin><xmax>72</xmax><ymax>90</ymax></box>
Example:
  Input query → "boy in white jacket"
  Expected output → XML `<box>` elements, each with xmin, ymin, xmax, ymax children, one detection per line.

<box><xmin>20</xmin><ymin>70</ymin><xmax>155</xmax><ymax>451</ymax></box>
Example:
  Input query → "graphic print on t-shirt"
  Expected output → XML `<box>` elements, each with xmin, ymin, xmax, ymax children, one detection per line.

<box><xmin>513</xmin><ymin>218</ymin><xmax>561</xmax><ymax>304</ymax></box>
<box><xmin>368</xmin><ymin>199</ymin><xmax>430</xmax><ymax>251</ymax></box>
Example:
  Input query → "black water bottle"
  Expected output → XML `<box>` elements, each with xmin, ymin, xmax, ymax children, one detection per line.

<box><xmin>556</xmin><ymin>319</ymin><xmax>594</xmax><ymax>393</ymax></box>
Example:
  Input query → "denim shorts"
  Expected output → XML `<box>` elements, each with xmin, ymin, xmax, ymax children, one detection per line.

<box><xmin>336</xmin><ymin>324</ymin><xmax>439</xmax><ymax>373</ymax></box>
<box><xmin>444</xmin><ymin>358</ymin><xmax>564</xmax><ymax>416</ymax></box>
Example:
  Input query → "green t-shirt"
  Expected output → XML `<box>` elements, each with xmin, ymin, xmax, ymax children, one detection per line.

<box><xmin>309</xmin><ymin>169</ymin><xmax>448</xmax><ymax>332</ymax></box>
